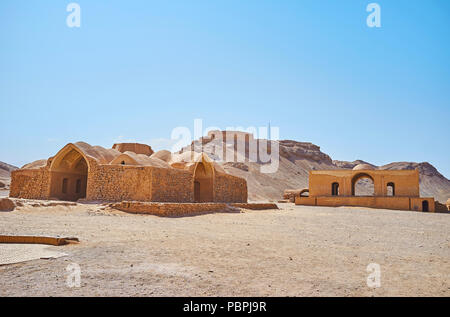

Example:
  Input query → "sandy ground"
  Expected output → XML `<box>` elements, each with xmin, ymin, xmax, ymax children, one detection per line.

<box><xmin>0</xmin><ymin>203</ymin><xmax>449</xmax><ymax>297</ymax></box>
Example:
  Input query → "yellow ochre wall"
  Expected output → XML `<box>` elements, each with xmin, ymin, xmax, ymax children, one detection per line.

<box><xmin>295</xmin><ymin>169</ymin><xmax>435</xmax><ymax>212</ymax></box>
<box><xmin>309</xmin><ymin>170</ymin><xmax>420</xmax><ymax>197</ymax></box>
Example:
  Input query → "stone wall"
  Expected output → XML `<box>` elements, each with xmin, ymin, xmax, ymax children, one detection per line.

<box><xmin>9</xmin><ymin>168</ymin><xmax>50</xmax><ymax>200</ymax></box>
<box><xmin>151</xmin><ymin>167</ymin><xmax>194</xmax><ymax>202</ymax></box>
<box><xmin>214</xmin><ymin>172</ymin><xmax>247</xmax><ymax>203</ymax></box>
<box><xmin>112</xmin><ymin>201</ymin><xmax>231</xmax><ymax>217</ymax></box>
<box><xmin>86</xmin><ymin>165</ymin><xmax>153</xmax><ymax>202</ymax></box>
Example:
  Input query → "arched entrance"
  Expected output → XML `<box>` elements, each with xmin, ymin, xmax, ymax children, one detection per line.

<box><xmin>387</xmin><ymin>182</ymin><xmax>395</xmax><ymax>196</ymax></box>
<box><xmin>352</xmin><ymin>173</ymin><xmax>374</xmax><ymax>196</ymax></box>
<box><xmin>49</xmin><ymin>145</ymin><xmax>89</xmax><ymax>201</ymax></box>
<box><xmin>422</xmin><ymin>200</ymin><xmax>429</xmax><ymax>212</ymax></box>
<box><xmin>193</xmin><ymin>159</ymin><xmax>214</xmax><ymax>203</ymax></box>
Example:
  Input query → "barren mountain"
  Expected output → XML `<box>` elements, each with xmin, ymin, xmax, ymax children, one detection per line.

<box><xmin>182</xmin><ymin>135</ymin><xmax>450</xmax><ymax>203</ymax></box>
<box><xmin>0</xmin><ymin>161</ymin><xmax>18</xmax><ymax>188</ymax></box>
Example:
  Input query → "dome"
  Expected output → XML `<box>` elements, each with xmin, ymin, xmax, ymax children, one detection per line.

<box><xmin>353</xmin><ymin>163</ymin><xmax>376</xmax><ymax>171</ymax></box>
<box><xmin>151</xmin><ymin>150</ymin><xmax>172</xmax><ymax>162</ymax></box>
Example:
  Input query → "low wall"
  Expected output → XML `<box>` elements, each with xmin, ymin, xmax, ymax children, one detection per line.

<box><xmin>112</xmin><ymin>201</ymin><xmax>232</xmax><ymax>217</ymax></box>
<box><xmin>295</xmin><ymin>196</ymin><xmax>316</xmax><ymax>206</ymax></box>
<box><xmin>231</xmin><ymin>203</ymin><xmax>278</xmax><ymax>210</ymax></box>
<box><xmin>296</xmin><ymin>196</ymin><xmax>435</xmax><ymax>212</ymax></box>
<box><xmin>0</xmin><ymin>235</ymin><xmax>78</xmax><ymax>246</ymax></box>
<box><xmin>111</xmin><ymin>202</ymin><xmax>278</xmax><ymax>217</ymax></box>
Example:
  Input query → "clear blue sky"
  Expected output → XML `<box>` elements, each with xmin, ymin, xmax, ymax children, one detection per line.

<box><xmin>1</xmin><ymin>0</ymin><xmax>449</xmax><ymax>177</ymax></box>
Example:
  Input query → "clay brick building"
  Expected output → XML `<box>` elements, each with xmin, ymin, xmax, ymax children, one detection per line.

<box><xmin>295</xmin><ymin>164</ymin><xmax>435</xmax><ymax>212</ymax></box>
<box><xmin>10</xmin><ymin>142</ymin><xmax>247</xmax><ymax>203</ymax></box>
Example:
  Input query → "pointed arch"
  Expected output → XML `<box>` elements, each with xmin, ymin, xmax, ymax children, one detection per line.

<box><xmin>351</xmin><ymin>173</ymin><xmax>374</xmax><ymax>196</ymax></box>
<box><xmin>193</xmin><ymin>154</ymin><xmax>215</xmax><ymax>202</ymax></box>
<box><xmin>49</xmin><ymin>144</ymin><xmax>90</xmax><ymax>201</ymax></box>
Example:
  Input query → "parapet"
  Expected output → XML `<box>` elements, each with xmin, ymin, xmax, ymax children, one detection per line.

<box><xmin>112</xmin><ymin>143</ymin><xmax>154</xmax><ymax>156</ymax></box>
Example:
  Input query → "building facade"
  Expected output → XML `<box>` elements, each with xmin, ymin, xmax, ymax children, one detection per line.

<box><xmin>10</xmin><ymin>142</ymin><xmax>247</xmax><ymax>203</ymax></box>
<box><xmin>295</xmin><ymin>164</ymin><xmax>435</xmax><ymax>212</ymax></box>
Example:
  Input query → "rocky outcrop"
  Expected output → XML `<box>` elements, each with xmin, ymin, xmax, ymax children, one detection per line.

<box><xmin>0</xmin><ymin>161</ymin><xmax>18</xmax><ymax>178</ymax></box>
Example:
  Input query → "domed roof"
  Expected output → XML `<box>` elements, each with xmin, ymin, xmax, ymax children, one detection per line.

<box><xmin>22</xmin><ymin>159</ymin><xmax>48</xmax><ymax>169</ymax></box>
<box><xmin>353</xmin><ymin>163</ymin><xmax>376</xmax><ymax>171</ymax></box>
<box><xmin>151</xmin><ymin>150</ymin><xmax>172</xmax><ymax>162</ymax></box>
<box><xmin>110</xmin><ymin>151</ymin><xmax>170</xmax><ymax>168</ymax></box>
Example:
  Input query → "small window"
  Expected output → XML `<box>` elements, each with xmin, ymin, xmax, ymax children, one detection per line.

<box><xmin>62</xmin><ymin>178</ymin><xmax>68</xmax><ymax>194</ymax></box>
<box><xmin>75</xmin><ymin>179</ymin><xmax>81</xmax><ymax>194</ymax></box>
<box><xmin>332</xmin><ymin>182</ymin><xmax>339</xmax><ymax>196</ymax></box>
<box><xmin>387</xmin><ymin>182</ymin><xmax>395</xmax><ymax>196</ymax></box>
<box><xmin>121</xmin><ymin>161</ymin><xmax>125</xmax><ymax>165</ymax></box>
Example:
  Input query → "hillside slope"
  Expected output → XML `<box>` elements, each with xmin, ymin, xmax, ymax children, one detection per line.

<box><xmin>0</xmin><ymin>161</ymin><xmax>18</xmax><ymax>188</ymax></box>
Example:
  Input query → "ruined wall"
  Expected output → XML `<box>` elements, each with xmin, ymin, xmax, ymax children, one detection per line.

<box><xmin>112</xmin><ymin>143</ymin><xmax>153</xmax><ymax>156</ymax></box>
<box><xmin>314</xmin><ymin>196</ymin><xmax>411</xmax><ymax>210</ymax></box>
<box><xmin>112</xmin><ymin>201</ymin><xmax>230</xmax><ymax>217</ymax></box>
<box><xmin>9</xmin><ymin>168</ymin><xmax>51</xmax><ymax>200</ymax></box>
<box><xmin>214</xmin><ymin>172</ymin><xmax>247</xmax><ymax>203</ymax></box>
<box><xmin>151</xmin><ymin>167</ymin><xmax>194</xmax><ymax>202</ymax></box>
<box><xmin>86</xmin><ymin>165</ymin><xmax>153</xmax><ymax>202</ymax></box>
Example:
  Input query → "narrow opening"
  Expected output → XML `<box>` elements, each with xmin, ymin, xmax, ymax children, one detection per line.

<box><xmin>422</xmin><ymin>200</ymin><xmax>429</xmax><ymax>212</ymax></box>
<box><xmin>121</xmin><ymin>161</ymin><xmax>125</xmax><ymax>165</ymax></box>
<box><xmin>193</xmin><ymin>161</ymin><xmax>213</xmax><ymax>202</ymax></box>
<box><xmin>387</xmin><ymin>182</ymin><xmax>395</xmax><ymax>196</ymax></box>
<box><xmin>62</xmin><ymin>178</ymin><xmax>68</xmax><ymax>194</ymax></box>
<box><xmin>331</xmin><ymin>182</ymin><xmax>339</xmax><ymax>196</ymax></box>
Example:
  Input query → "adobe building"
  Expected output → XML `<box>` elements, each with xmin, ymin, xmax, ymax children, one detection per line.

<box><xmin>9</xmin><ymin>142</ymin><xmax>247</xmax><ymax>203</ymax></box>
<box><xmin>295</xmin><ymin>164</ymin><xmax>435</xmax><ymax>212</ymax></box>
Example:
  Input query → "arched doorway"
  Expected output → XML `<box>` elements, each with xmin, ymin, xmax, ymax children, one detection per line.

<box><xmin>352</xmin><ymin>173</ymin><xmax>374</xmax><ymax>196</ymax></box>
<box><xmin>387</xmin><ymin>182</ymin><xmax>395</xmax><ymax>196</ymax></box>
<box><xmin>193</xmin><ymin>159</ymin><xmax>214</xmax><ymax>203</ymax></box>
<box><xmin>49</xmin><ymin>146</ymin><xmax>88</xmax><ymax>201</ymax></box>
<box><xmin>422</xmin><ymin>200</ymin><xmax>429</xmax><ymax>212</ymax></box>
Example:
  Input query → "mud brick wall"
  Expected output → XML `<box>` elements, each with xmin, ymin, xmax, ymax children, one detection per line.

<box><xmin>86</xmin><ymin>165</ymin><xmax>153</xmax><ymax>202</ymax></box>
<box><xmin>112</xmin><ymin>201</ymin><xmax>230</xmax><ymax>217</ymax></box>
<box><xmin>9</xmin><ymin>168</ymin><xmax>51</xmax><ymax>200</ymax></box>
<box><xmin>214</xmin><ymin>172</ymin><xmax>247</xmax><ymax>203</ymax></box>
<box><xmin>151</xmin><ymin>167</ymin><xmax>194</xmax><ymax>202</ymax></box>
<box><xmin>230</xmin><ymin>203</ymin><xmax>278</xmax><ymax>210</ymax></box>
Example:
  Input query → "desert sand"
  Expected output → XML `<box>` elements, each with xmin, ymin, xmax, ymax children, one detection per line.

<box><xmin>0</xmin><ymin>202</ymin><xmax>449</xmax><ymax>297</ymax></box>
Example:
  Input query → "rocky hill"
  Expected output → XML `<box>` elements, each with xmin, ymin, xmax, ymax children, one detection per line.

<box><xmin>182</xmin><ymin>134</ymin><xmax>450</xmax><ymax>203</ymax></box>
<box><xmin>0</xmin><ymin>161</ymin><xmax>18</xmax><ymax>189</ymax></box>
